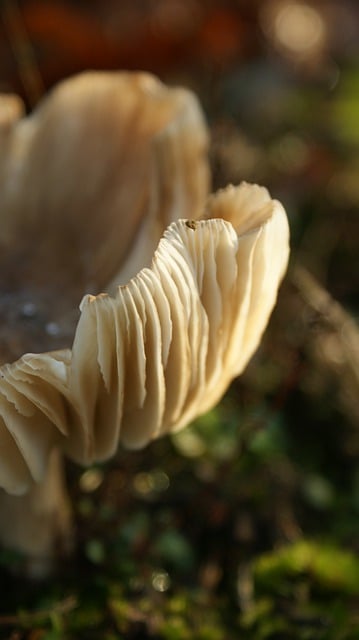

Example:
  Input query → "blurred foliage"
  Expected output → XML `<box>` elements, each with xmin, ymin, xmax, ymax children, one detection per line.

<box><xmin>0</xmin><ymin>0</ymin><xmax>359</xmax><ymax>638</ymax></box>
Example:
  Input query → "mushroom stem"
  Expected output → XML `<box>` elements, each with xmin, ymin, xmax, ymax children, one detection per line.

<box><xmin>0</xmin><ymin>448</ymin><xmax>72</xmax><ymax>578</ymax></box>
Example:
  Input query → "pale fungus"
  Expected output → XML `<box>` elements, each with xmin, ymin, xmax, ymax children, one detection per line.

<box><xmin>0</xmin><ymin>72</ymin><xmax>289</xmax><ymax>574</ymax></box>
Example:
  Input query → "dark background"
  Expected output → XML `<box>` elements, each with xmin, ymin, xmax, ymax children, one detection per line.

<box><xmin>0</xmin><ymin>1</ymin><xmax>358</xmax><ymax>638</ymax></box>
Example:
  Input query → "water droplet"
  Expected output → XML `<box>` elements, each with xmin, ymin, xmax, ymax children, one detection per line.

<box><xmin>21</xmin><ymin>302</ymin><xmax>37</xmax><ymax>318</ymax></box>
<box><xmin>46</xmin><ymin>321</ymin><xmax>60</xmax><ymax>336</ymax></box>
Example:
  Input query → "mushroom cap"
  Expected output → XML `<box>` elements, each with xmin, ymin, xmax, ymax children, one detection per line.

<box><xmin>0</xmin><ymin>71</ymin><xmax>209</xmax><ymax>363</ymax></box>
<box><xmin>0</xmin><ymin>182</ymin><xmax>289</xmax><ymax>495</ymax></box>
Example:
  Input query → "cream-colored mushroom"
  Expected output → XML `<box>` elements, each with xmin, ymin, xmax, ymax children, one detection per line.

<box><xmin>0</xmin><ymin>70</ymin><xmax>209</xmax><ymax>573</ymax></box>
<box><xmin>0</xmin><ymin>70</ymin><xmax>209</xmax><ymax>360</ymax></box>
<box><xmin>0</xmin><ymin>183</ymin><xmax>289</xmax><ymax>560</ymax></box>
<box><xmin>0</xmin><ymin>72</ymin><xmax>289</xmax><ymax>574</ymax></box>
<box><xmin>63</xmin><ymin>183</ymin><xmax>289</xmax><ymax>460</ymax></box>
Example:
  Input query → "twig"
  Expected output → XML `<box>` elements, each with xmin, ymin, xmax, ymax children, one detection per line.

<box><xmin>291</xmin><ymin>263</ymin><xmax>359</xmax><ymax>386</ymax></box>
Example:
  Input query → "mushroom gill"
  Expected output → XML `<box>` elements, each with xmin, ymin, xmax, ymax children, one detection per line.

<box><xmin>0</xmin><ymin>70</ymin><xmax>209</xmax><ymax>570</ymax></box>
<box><xmin>0</xmin><ymin>183</ymin><xmax>289</xmax><ymax>495</ymax></box>
<box><xmin>0</xmin><ymin>72</ymin><xmax>289</xmax><ymax>571</ymax></box>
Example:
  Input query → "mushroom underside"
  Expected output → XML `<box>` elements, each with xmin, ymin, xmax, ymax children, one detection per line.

<box><xmin>0</xmin><ymin>183</ymin><xmax>289</xmax><ymax>496</ymax></box>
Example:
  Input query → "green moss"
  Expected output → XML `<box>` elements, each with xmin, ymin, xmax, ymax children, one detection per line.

<box><xmin>254</xmin><ymin>540</ymin><xmax>359</xmax><ymax>596</ymax></box>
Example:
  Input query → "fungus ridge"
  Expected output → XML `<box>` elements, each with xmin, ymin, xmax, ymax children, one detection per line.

<box><xmin>0</xmin><ymin>185</ymin><xmax>289</xmax><ymax>493</ymax></box>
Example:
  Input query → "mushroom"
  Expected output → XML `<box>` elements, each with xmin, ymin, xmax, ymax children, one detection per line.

<box><xmin>0</xmin><ymin>70</ymin><xmax>209</xmax><ymax>574</ymax></box>
<box><xmin>63</xmin><ymin>183</ymin><xmax>289</xmax><ymax>460</ymax></box>
<box><xmin>0</xmin><ymin>70</ymin><xmax>209</xmax><ymax>361</ymax></box>
<box><xmin>0</xmin><ymin>72</ymin><xmax>289</xmax><ymax>575</ymax></box>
